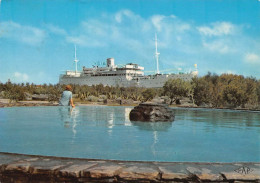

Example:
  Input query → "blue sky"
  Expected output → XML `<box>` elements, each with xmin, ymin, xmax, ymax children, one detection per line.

<box><xmin>0</xmin><ymin>0</ymin><xmax>259</xmax><ymax>84</ymax></box>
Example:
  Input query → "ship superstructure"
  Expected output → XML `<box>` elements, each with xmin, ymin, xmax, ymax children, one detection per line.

<box><xmin>59</xmin><ymin>35</ymin><xmax>198</xmax><ymax>88</ymax></box>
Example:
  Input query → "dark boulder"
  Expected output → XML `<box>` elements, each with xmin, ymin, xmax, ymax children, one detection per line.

<box><xmin>129</xmin><ymin>102</ymin><xmax>175</xmax><ymax>122</ymax></box>
<box><xmin>32</xmin><ymin>94</ymin><xmax>49</xmax><ymax>101</ymax></box>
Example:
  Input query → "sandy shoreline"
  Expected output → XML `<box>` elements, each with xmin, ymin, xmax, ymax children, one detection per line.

<box><xmin>1</xmin><ymin>99</ymin><xmax>259</xmax><ymax>112</ymax></box>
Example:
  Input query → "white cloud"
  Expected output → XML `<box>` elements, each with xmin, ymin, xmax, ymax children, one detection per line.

<box><xmin>177</xmin><ymin>23</ymin><xmax>191</xmax><ymax>32</ymax></box>
<box><xmin>0</xmin><ymin>21</ymin><xmax>46</xmax><ymax>45</ymax></box>
<box><xmin>225</xmin><ymin>70</ymin><xmax>237</xmax><ymax>74</ymax></box>
<box><xmin>66</xmin><ymin>35</ymin><xmax>107</xmax><ymax>47</ymax></box>
<box><xmin>150</xmin><ymin>14</ymin><xmax>189</xmax><ymax>33</ymax></box>
<box><xmin>14</xmin><ymin>72</ymin><xmax>29</xmax><ymax>82</ymax></box>
<box><xmin>65</xmin><ymin>10</ymin><xmax>191</xmax><ymax>51</ymax></box>
<box><xmin>197</xmin><ymin>22</ymin><xmax>235</xmax><ymax>36</ymax></box>
<box><xmin>46</xmin><ymin>24</ymin><xmax>67</xmax><ymax>35</ymax></box>
<box><xmin>62</xmin><ymin>9</ymin><xmax>258</xmax><ymax>78</ymax></box>
<box><xmin>202</xmin><ymin>40</ymin><xmax>232</xmax><ymax>54</ymax></box>
<box><xmin>244</xmin><ymin>53</ymin><xmax>260</xmax><ymax>65</ymax></box>
<box><xmin>66</xmin><ymin>10</ymin><xmax>147</xmax><ymax>49</ymax></box>
<box><xmin>81</xmin><ymin>21</ymin><xmax>107</xmax><ymax>36</ymax></box>
<box><xmin>115</xmin><ymin>9</ymin><xmax>139</xmax><ymax>23</ymax></box>
<box><xmin>151</xmin><ymin>15</ymin><xmax>165</xmax><ymax>32</ymax></box>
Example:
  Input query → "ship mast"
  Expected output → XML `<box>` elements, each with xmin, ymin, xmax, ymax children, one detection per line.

<box><xmin>74</xmin><ymin>45</ymin><xmax>79</xmax><ymax>73</ymax></box>
<box><xmin>155</xmin><ymin>33</ymin><xmax>160</xmax><ymax>74</ymax></box>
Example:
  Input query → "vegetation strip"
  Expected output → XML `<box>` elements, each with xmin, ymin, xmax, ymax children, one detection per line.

<box><xmin>1</xmin><ymin>73</ymin><xmax>260</xmax><ymax>110</ymax></box>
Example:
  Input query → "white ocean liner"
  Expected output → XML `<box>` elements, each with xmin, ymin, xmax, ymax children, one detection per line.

<box><xmin>59</xmin><ymin>35</ymin><xmax>198</xmax><ymax>88</ymax></box>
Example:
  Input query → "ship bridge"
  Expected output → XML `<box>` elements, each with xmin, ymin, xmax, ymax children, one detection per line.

<box><xmin>82</xmin><ymin>58</ymin><xmax>144</xmax><ymax>77</ymax></box>
<box><xmin>118</xmin><ymin>63</ymin><xmax>144</xmax><ymax>71</ymax></box>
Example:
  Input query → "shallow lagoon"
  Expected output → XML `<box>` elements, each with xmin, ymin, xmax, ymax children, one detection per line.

<box><xmin>0</xmin><ymin>106</ymin><xmax>259</xmax><ymax>162</ymax></box>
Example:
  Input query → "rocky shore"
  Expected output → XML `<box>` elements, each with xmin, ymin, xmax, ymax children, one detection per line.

<box><xmin>0</xmin><ymin>152</ymin><xmax>259</xmax><ymax>183</ymax></box>
<box><xmin>0</xmin><ymin>99</ymin><xmax>58</xmax><ymax>108</ymax></box>
<box><xmin>1</xmin><ymin>99</ymin><xmax>259</xmax><ymax>112</ymax></box>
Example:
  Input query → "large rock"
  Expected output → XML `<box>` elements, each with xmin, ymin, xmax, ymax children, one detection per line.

<box><xmin>32</xmin><ymin>94</ymin><xmax>49</xmax><ymax>101</ymax></box>
<box><xmin>129</xmin><ymin>102</ymin><xmax>175</xmax><ymax>122</ymax></box>
<box><xmin>24</xmin><ymin>92</ymin><xmax>32</xmax><ymax>100</ymax></box>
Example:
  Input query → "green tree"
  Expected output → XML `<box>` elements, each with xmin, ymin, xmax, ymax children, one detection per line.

<box><xmin>142</xmin><ymin>88</ymin><xmax>156</xmax><ymax>102</ymax></box>
<box><xmin>220</xmin><ymin>74</ymin><xmax>251</xmax><ymax>108</ymax></box>
<box><xmin>257</xmin><ymin>80</ymin><xmax>260</xmax><ymax>104</ymax></box>
<box><xmin>192</xmin><ymin>77</ymin><xmax>212</xmax><ymax>106</ymax></box>
<box><xmin>163</xmin><ymin>79</ymin><xmax>189</xmax><ymax>104</ymax></box>
<box><xmin>5</xmin><ymin>84</ymin><xmax>26</xmax><ymax>102</ymax></box>
<box><xmin>48</xmin><ymin>84</ymin><xmax>62</xmax><ymax>102</ymax></box>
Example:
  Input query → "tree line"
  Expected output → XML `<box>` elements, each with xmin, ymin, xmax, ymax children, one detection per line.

<box><xmin>0</xmin><ymin>73</ymin><xmax>260</xmax><ymax>109</ymax></box>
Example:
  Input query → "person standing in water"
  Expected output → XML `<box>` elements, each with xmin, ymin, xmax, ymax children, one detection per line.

<box><xmin>59</xmin><ymin>85</ymin><xmax>75</xmax><ymax>107</ymax></box>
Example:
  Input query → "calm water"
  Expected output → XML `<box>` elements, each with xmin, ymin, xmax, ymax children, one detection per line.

<box><xmin>0</xmin><ymin>106</ymin><xmax>259</xmax><ymax>162</ymax></box>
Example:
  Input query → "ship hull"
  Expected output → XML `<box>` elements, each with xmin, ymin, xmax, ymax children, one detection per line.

<box><xmin>59</xmin><ymin>73</ymin><xmax>196</xmax><ymax>88</ymax></box>
<box><xmin>59</xmin><ymin>75</ymin><xmax>135</xmax><ymax>87</ymax></box>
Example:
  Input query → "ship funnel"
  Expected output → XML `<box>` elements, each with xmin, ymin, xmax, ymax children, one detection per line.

<box><xmin>192</xmin><ymin>64</ymin><xmax>198</xmax><ymax>76</ymax></box>
<box><xmin>107</xmin><ymin>58</ymin><xmax>115</xmax><ymax>68</ymax></box>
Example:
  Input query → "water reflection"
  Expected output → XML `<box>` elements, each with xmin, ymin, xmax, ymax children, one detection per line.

<box><xmin>58</xmin><ymin>106</ymin><xmax>79</xmax><ymax>137</ymax></box>
<box><xmin>130</xmin><ymin>121</ymin><xmax>172</xmax><ymax>131</ymax></box>
<box><xmin>124</xmin><ymin>108</ymin><xmax>132</xmax><ymax>126</ymax></box>
<box><xmin>130</xmin><ymin>121</ymin><xmax>173</xmax><ymax>157</ymax></box>
<box><xmin>106</xmin><ymin>107</ymin><xmax>133</xmax><ymax>136</ymax></box>
<box><xmin>79</xmin><ymin>107</ymin><xmax>132</xmax><ymax>127</ymax></box>
<box><xmin>108</xmin><ymin>112</ymin><xmax>114</xmax><ymax>129</ymax></box>
<box><xmin>1</xmin><ymin>106</ymin><xmax>259</xmax><ymax>162</ymax></box>
<box><xmin>173</xmin><ymin>108</ymin><xmax>260</xmax><ymax>129</ymax></box>
<box><xmin>57</xmin><ymin>106</ymin><xmax>260</xmax><ymax>132</ymax></box>
<box><xmin>151</xmin><ymin>131</ymin><xmax>158</xmax><ymax>156</ymax></box>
